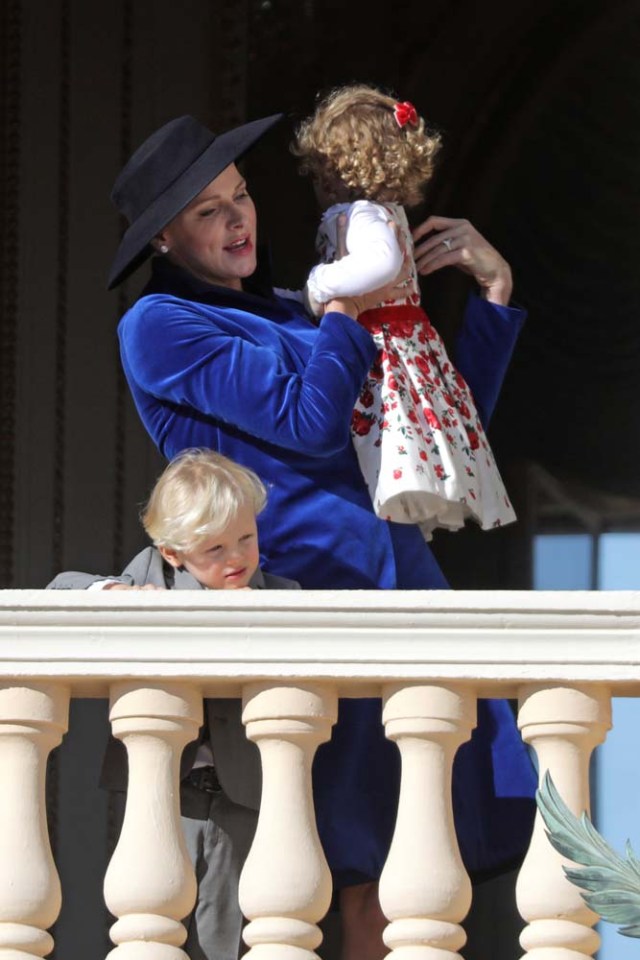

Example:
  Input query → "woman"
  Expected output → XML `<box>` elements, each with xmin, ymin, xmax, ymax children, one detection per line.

<box><xmin>108</xmin><ymin>112</ymin><xmax>536</xmax><ymax>959</ymax></box>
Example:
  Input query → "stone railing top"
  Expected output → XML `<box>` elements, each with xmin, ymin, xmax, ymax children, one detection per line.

<box><xmin>0</xmin><ymin>589</ymin><xmax>639</xmax><ymax>696</ymax></box>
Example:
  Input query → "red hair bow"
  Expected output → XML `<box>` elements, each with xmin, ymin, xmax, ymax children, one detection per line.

<box><xmin>394</xmin><ymin>101</ymin><xmax>418</xmax><ymax>128</ymax></box>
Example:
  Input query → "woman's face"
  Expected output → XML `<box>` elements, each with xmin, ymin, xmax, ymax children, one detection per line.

<box><xmin>156</xmin><ymin>163</ymin><xmax>257</xmax><ymax>289</ymax></box>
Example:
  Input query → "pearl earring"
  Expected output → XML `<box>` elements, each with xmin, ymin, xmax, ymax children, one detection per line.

<box><xmin>159</xmin><ymin>244</ymin><xmax>169</xmax><ymax>254</ymax></box>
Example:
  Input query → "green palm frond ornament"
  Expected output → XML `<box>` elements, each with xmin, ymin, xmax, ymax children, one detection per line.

<box><xmin>537</xmin><ymin>770</ymin><xmax>640</xmax><ymax>937</ymax></box>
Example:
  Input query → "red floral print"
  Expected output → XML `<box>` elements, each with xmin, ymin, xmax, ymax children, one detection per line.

<box><xmin>387</xmin><ymin>350</ymin><xmax>401</xmax><ymax>369</ymax></box>
<box><xmin>425</xmin><ymin>323</ymin><xmax>438</xmax><ymax>341</ymax></box>
<box><xmin>360</xmin><ymin>387</ymin><xmax>375</xmax><ymax>409</ymax></box>
<box><xmin>351</xmin><ymin>410</ymin><xmax>373</xmax><ymax>436</ymax></box>
<box><xmin>415</xmin><ymin>354</ymin><xmax>430</xmax><ymax>376</ymax></box>
<box><xmin>370</xmin><ymin>362</ymin><xmax>384</xmax><ymax>382</ymax></box>
<box><xmin>390</xmin><ymin>313</ymin><xmax>419</xmax><ymax>338</ymax></box>
<box><xmin>424</xmin><ymin>408</ymin><xmax>441</xmax><ymax>430</ymax></box>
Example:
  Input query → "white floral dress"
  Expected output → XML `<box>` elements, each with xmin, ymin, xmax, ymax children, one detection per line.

<box><xmin>307</xmin><ymin>200</ymin><xmax>516</xmax><ymax>540</ymax></box>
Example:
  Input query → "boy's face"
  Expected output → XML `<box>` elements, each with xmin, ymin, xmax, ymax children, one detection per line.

<box><xmin>160</xmin><ymin>505</ymin><xmax>260</xmax><ymax>590</ymax></box>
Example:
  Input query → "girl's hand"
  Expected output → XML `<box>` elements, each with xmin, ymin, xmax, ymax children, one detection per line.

<box><xmin>412</xmin><ymin>216</ymin><xmax>513</xmax><ymax>306</ymax></box>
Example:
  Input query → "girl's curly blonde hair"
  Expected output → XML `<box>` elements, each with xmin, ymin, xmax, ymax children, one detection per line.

<box><xmin>293</xmin><ymin>84</ymin><xmax>441</xmax><ymax>208</ymax></box>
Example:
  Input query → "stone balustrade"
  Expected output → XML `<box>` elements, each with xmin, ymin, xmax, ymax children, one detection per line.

<box><xmin>0</xmin><ymin>588</ymin><xmax>638</xmax><ymax>958</ymax></box>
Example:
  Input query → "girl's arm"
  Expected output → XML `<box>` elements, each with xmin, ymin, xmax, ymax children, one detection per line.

<box><xmin>306</xmin><ymin>202</ymin><xmax>403</xmax><ymax>304</ymax></box>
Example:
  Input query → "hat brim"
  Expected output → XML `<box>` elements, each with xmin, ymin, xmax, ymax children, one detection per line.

<box><xmin>107</xmin><ymin>113</ymin><xmax>283</xmax><ymax>289</ymax></box>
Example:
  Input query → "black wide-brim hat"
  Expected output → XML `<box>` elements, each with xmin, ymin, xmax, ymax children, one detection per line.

<box><xmin>108</xmin><ymin>113</ymin><xmax>283</xmax><ymax>289</ymax></box>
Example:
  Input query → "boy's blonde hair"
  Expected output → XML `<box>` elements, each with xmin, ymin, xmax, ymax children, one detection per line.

<box><xmin>142</xmin><ymin>449</ymin><xmax>267</xmax><ymax>553</ymax></box>
<box><xmin>293</xmin><ymin>84</ymin><xmax>441</xmax><ymax>208</ymax></box>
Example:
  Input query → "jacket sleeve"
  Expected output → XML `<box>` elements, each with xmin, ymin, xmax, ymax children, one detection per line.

<box><xmin>307</xmin><ymin>203</ymin><xmax>403</xmax><ymax>303</ymax></box>
<box><xmin>45</xmin><ymin>548</ymin><xmax>156</xmax><ymax>590</ymax></box>
<box><xmin>46</xmin><ymin>571</ymin><xmax>132</xmax><ymax>589</ymax></box>
<box><xmin>120</xmin><ymin>298</ymin><xmax>377</xmax><ymax>457</ymax></box>
<box><xmin>454</xmin><ymin>294</ymin><xmax>526</xmax><ymax>427</ymax></box>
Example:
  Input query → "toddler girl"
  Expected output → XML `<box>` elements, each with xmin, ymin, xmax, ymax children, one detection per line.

<box><xmin>294</xmin><ymin>85</ymin><xmax>516</xmax><ymax>540</ymax></box>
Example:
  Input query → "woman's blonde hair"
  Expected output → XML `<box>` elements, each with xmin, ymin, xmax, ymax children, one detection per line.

<box><xmin>142</xmin><ymin>449</ymin><xmax>267</xmax><ymax>553</ymax></box>
<box><xmin>293</xmin><ymin>84</ymin><xmax>441</xmax><ymax>208</ymax></box>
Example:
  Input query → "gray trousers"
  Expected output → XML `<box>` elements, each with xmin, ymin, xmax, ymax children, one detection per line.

<box><xmin>112</xmin><ymin>782</ymin><xmax>257</xmax><ymax>960</ymax></box>
<box><xmin>181</xmin><ymin>781</ymin><xmax>257</xmax><ymax>960</ymax></box>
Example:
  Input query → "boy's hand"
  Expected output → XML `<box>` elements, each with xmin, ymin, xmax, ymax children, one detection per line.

<box><xmin>104</xmin><ymin>583</ymin><xmax>165</xmax><ymax>591</ymax></box>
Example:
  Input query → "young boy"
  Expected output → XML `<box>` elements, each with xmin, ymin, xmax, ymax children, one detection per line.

<box><xmin>48</xmin><ymin>449</ymin><xmax>299</xmax><ymax>960</ymax></box>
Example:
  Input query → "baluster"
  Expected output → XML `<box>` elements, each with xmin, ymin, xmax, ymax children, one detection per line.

<box><xmin>239</xmin><ymin>683</ymin><xmax>337</xmax><ymax>960</ymax></box>
<box><xmin>104</xmin><ymin>682</ymin><xmax>202</xmax><ymax>959</ymax></box>
<box><xmin>379</xmin><ymin>683</ymin><xmax>476</xmax><ymax>959</ymax></box>
<box><xmin>517</xmin><ymin>684</ymin><xmax>611</xmax><ymax>960</ymax></box>
<box><xmin>0</xmin><ymin>682</ymin><xmax>69</xmax><ymax>959</ymax></box>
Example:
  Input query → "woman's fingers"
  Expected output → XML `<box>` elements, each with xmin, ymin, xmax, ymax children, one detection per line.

<box><xmin>412</xmin><ymin>216</ymin><xmax>513</xmax><ymax>304</ymax></box>
<box><xmin>412</xmin><ymin>214</ymin><xmax>459</xmax><ymax>245</ymax></box>
<box><xmin>412</xmin><ymin>217</ymin><xmax>470</xmax><ymax>268</ymax></box>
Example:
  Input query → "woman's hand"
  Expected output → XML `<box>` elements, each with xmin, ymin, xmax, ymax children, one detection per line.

<box><xmin>412</xmin><ymin>216</ymin><xmax>513</xmax><ymax>305</ymax></box>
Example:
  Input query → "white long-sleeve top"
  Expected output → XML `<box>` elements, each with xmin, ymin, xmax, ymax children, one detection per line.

<box><xmin>306</xmin><ymin>200</ymin><xmax>419</xmax><ymax>304</ymax></box>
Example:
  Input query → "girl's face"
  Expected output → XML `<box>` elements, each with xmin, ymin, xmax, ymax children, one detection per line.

<box><xmin>156</xmin><ymin>163</ymin><xmax>257</xmax><ymax>289</ymax></box>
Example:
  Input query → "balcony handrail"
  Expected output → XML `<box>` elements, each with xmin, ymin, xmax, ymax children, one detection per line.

<box><xmin>0</xmin><ymin>588</ymin><xmax>639</xmax><ymax>697</ymax></box>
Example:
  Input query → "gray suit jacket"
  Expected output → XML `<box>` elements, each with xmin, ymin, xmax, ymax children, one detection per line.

<box><xmin>48</xmin><ymin>546</ymin><xmax>300</xmax><ymax>810</ymax></box>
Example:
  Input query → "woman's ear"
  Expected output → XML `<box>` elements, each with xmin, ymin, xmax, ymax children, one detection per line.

<box><xmin>151</xmin><ymin>232</ymin><xmax>170</xmax><ymax>255</ymax></box>
<box><xmin>158</xmin><ymin>545</ymin><xmax>182</xmax><ymax>569</ymax></box>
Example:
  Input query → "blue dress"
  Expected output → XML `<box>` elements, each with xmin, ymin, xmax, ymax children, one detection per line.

<box><xmin>119</xmin><ymin>259</ymin><xmax>536</xmax><ymax>884</ymax></box>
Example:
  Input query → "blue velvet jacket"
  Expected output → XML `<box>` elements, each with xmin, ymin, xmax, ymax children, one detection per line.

<box><xmin>119</xmin><ymin>258</ymin><xmax>536</xmax><ymax>882</ymax></box>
